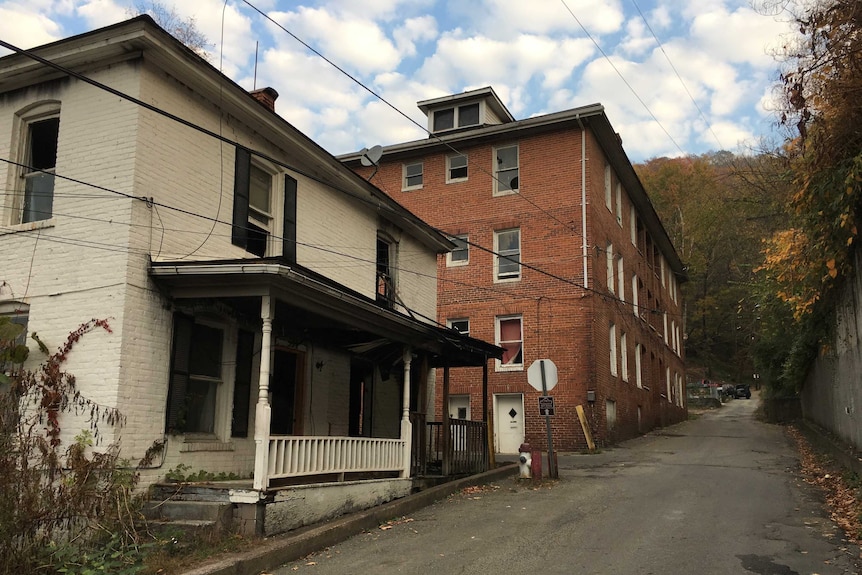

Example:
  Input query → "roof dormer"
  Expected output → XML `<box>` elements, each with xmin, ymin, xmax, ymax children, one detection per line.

<box><xmin>417</xmin><ymin>86</ymin><xmax>515</xmax><ymax>136</ymax></box>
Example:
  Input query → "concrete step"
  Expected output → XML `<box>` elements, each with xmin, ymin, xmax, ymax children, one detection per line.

<box><xmin>142</xmin><ymin>500</ymin><xmax>233</xmax><ymax>533</ymax></box>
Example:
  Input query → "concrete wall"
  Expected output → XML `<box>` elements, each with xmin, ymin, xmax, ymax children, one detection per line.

<box><xmin>263</xmin><ymin>478</ymin><xmax>412</xmax><ymax>535</ymax></box>
<box><xmin>801</xmin><ymin>248</ymin><xmax>862</xmax><ymax>449</ymax></box>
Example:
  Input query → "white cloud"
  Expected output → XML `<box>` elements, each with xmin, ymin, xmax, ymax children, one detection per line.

<box><xmin>268</xmin><ymin>6</ymin><xmax>401</xmax><ymax>75</ymax></box>
<box><xmin>76</xmin><ymin>0</ymin><xmax>126</xmax><ymax>28</ymax></box>
<box><xmin>0</xmin><ymin>7</ymin><xmax>62</xmax><ymax>51</ymax></box>
<box><xmin>392</xmin><ymin>15</ymin><xmax>437</xmax><ymax>56</ymax></box>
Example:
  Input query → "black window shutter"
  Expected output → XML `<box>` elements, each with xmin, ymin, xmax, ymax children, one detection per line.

<box><xmin>166</xmin><ymin>313</ymin><xmax>194</xmax><ymax>433</ymax></box>
<box><xmin>283</xmin><ymin>174</ymin><xmax>297</xmax><ymax>264</ymax></box>
<box><xmin>231</xmin><ymin>329</ymin><xmax>254</xmax><ymax>437</ymax></box>
<box><xmin>232</xmin><ymin>147</ymin><xmax>251</xmax><ymax>248</ymax></box>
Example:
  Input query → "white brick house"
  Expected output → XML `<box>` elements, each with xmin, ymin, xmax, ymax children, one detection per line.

<box><xmin>0</xmin><ymin>16</ymin><xmax>499</xmax><ymax>534</ymax></box>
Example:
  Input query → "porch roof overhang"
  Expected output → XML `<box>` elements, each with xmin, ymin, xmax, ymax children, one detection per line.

<box><xmin>150</xmin><ymin>259</ymin><xmax>502</xmax><ymax>368</ymax></box>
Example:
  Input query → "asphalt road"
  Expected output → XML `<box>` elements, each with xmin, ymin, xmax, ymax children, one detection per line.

<box><xmin>273</xmin><ymin>395</ymin><xmax>861</xmax><ymax>575</ymax></box>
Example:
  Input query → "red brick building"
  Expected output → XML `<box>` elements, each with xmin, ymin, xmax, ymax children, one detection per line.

<box><xmin>341</xmin><ymin>87</ymin><xmax>687</xmax><ymax>452</ymax></box>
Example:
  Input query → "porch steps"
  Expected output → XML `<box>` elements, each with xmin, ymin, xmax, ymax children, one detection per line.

<box><xmin>142</xmin><ymin>497</ymin><xmax>234</xmax><ymax>536</ymax></box>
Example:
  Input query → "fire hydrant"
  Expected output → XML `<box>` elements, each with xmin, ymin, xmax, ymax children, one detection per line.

<box><xmin>518</xmin><ymin>443</ymin><xmax>532</xmax><ymax>479</ymax></box>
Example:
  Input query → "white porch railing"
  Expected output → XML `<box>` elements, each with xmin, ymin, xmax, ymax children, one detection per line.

<box><xmin>267</xmin><ymin>436</ymin><xmax>406</xmax><ymax>484</ymax></box>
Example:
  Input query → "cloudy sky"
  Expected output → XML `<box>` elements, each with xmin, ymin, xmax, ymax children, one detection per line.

<box><xmin>0</xmin><ymin>0</ymin><xmax>799</xmax><ymax>162</ymax></box>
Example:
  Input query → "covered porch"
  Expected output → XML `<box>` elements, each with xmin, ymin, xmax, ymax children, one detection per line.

<box><xmin>150</xmin><ymin>260</ymin><xmax>500</xmax><ymax>534</ymax></box>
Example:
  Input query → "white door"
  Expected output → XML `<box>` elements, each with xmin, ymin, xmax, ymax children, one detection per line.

<box><xmin>495</xmin><ymin>394</ymin><xmax>524</xmax><ymax>454</ymax></box>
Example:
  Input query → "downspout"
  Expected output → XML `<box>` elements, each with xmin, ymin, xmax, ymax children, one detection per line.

<box><xmin>577</xmin><ymin>116</ymin><xmax>588</xmax><ymax>288</ymax></box>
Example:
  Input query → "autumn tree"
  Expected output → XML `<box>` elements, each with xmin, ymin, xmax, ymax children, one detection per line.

<box><xmin>636</xmin><ymin>152</ymin><xmax>788</xmax><ymax>383</ymax></box>
<box><xmin>755</xmin><ymin>0</ymin><xmax>862</xmax><ymax>392</ymax></box>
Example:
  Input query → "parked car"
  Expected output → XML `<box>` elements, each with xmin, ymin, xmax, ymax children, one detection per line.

<box><xmin>735</xmin><ymin>384</ymin><xmax>751</xmax><ymax>399</ymax></box>
<box><xmin>722</xmin><ymin>384</ymin><xmax>737</xmax><ymax>398</ymax></box>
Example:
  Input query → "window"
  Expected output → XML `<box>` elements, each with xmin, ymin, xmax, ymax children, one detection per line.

<box><xmin>433</xmin><ymin>103</ymin><xmax>480</xmax><ymax>132</ymax></box>
<box><xmin>660</xmin><ymin>256</ymin><xmax>666</xmax><ymax>287</ymax></box>
<box><xmin>16</xmin><ymin>109</ymin><xmax>60</xmax><ymax>224</ymax></box>
<box><xmin>604</xmin><ymin>164</ymin><xmax>612</xmax><ymax>211</ymax></box>
<box><xmin>634</xmin><ymin>343</ymin><xmax>643</xmax><ymax>388</ymax></box>
<box><xmin>620</xmin><ymin>332</ymin><xmax>628</xmax><ymax>382</ymax></box>
<box><xmin>166</xmin><ymin>314</ymin><xmax>224</xmax><ymax>434</ymax></box>
<box><xmin>376</xmin><ymin>235</ymin><xmax>397</xmax><ymax>308</ymax></box>
<box><xmin>447</xmin><ymin>235</ymin><xmax>469</xmax><ymax>266</ymax></box>
<box><xmin>609</xmin><ymin>323</ymin><xmax>618</xmax><ymax>377</ymax></box>
<box><xmin>448</xmin><ymin>318</ymin><xmax>470</xmax><ymax>335</ymax></box>
<box><xmin>615</xmin><ymin>182</ymin><xmax>623</xmax><ymax>225</ymax></box>
<box><xmin>606</xmin><ymin>243</ymin><xmax>615</xmax><ymax>294</ymax></box>
<box><xmin>0</xmin><ymin>301</ymin><xmax>29</xmax><ymax>350</ymax></box>
<box><xmin>246</xmin><ymin>164</ymin><xmax>273</xmax><ymax>257</ymax></box>
<box><xmin>666</xmin><ymin>367</ymin><xmax>672</xmax><ymax>400</ymax></box>
<box><xmin>494</xmin><ymin>145</ymin><xmax>519</xmax><ymax>194</ymax></box>
<box><xmin>632</xmin><ymin>274</ymin><xmax>639</xmax><ymax>317</ymax></box>
<box><xmin>403</xmin><ymin>162</ymin><xmax>423</xmax><ymax>189</ymax></box>
<box><xmin>231</xmin><ymin>329</ymin><xmax>254</xmax><ymax>437</ymax></box>
<box><xmin>663</xmin><ymin>312</ymin><xmax>669</xmax><ymax>346</ymax></box>
<box><xmin>232</xmin><ymin>148</ymin><xmax>297</xmax><ymax>262</ymax></box>
<box><xmin>630</xmin><ymin>210</ymin><xmax>637</xmax><ymax>246</ymax></box>
<box><xmin>447</xmin><ymin>154</ymin><xmax>468</xmax><ymax>182</ymax></box>
<box><xmin>494</xmin><ymin>228</ymin><xmax>521</xmax><ymax>281</ymax></box>
<box><xmin>617</xmin><ymin>256</ymin><xmax>625</xmax><ymax>302</ymax></box>
<box><xmin>496</xmin><ymin>315</ymin><xmax>523</xmax><ymax>369</ymax></box>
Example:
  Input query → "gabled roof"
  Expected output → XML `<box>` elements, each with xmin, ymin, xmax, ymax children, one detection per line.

<box><xmin>0</xmin><ymin>16</ymin><xmax>455</xmax><ymax>255</ymax></box>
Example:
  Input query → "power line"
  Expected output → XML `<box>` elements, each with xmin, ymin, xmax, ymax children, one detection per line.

<box><xmin>0</xmin><ymin>29</ymin><xmax>685</xmax><ymax>323</ymax></box>
<box><xmin>559</xmin><ymin>0</ymin><xmax>688</xmax><ymax>157</ymax></box>
<box><xmin>630</xmin><ymin>0</ymin><xmax>725</xmax><ymax>151</ymax></box>
<box><xmin>239</xmin><ymin>0</ymin><xmax>577</xmax><ymax>234</ymax></box>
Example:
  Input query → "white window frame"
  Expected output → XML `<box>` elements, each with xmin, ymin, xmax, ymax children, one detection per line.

<box><xmin>494</xmin><ymin>228</ymin><xmax>521</xmax><ymax>282</ymax></box>
<box><xmin>635</xmin><ymin>343</ymin><xmax>643</xmax><ymax>388</ymax></box>
<box><xmin>246</xmin><ymin>162</ymin><xmax>276</xmax><ymax>257</ymax></box>
<box><xmin>447</xmin><ymin>154</ymin><xmax>468</xmax><ymax>182</ymax></box>
<box><xmin>604</xmin><ymin>163</ymin><xmax>612</xmax><ymax>211</ymax></box>
<box><xmin>606</xmin><ymin>243</ymin><xmax>615</xmax><ymax>294</ymax></box>
<box><xmin>9</xmin><ymin>101</ymin><xmax>61</xmax><ymax>226</ymax></box>
<box><xmin>496</xmin><ymin>314</ymin><xmax>524</xmax><ymax>371</ymax></box>
<box><xmin>432</xmin><ymin>102</ymin><xmax>481</xmax><ymax>133</ymax></box>
<box><xmin>615</xmin><ymin>182</ymin><xmax>623</xmax><ymax>225</ymax></box>
<box><xmin>609</xmin><ymin>323</ymin><xmax>618</xmax><ymax>377</ymax></box>
<box><xmin>620</xmin><ymin>332</ymin><xmax>628</xmax><ymax>382</ymax></box>
<box><xmin>630</xmin><ymin>210</ymin><xmax>637</xmax><ymax>246</ymax></box>
<box><xmin>663</xmin><ymin>312</ymin><xmax>669</xmax><ymax>346</ymax></box>
<box><xmin>447</xmin><ymin>235</ymin><xmax>469</xmax><ymax>266</ymax></box>
<box><xmin>403</xmin><ymin>162</ymin><xmax>423</xmax><ymax>190</ymax></box>
<box><xmin>617</xmin><ymin>256</ymin><xmax>625</xmax><ymax>302</ymax></box>
<box><xmin>632</xmin><ymin>274</ymin><xmax>639</xmax><ymax>317</ymax></box>
<box><xmin>447</xmin><ymin>318</ymin><xmax>470</xmax><ymax>336</ymax></box>
<box><xmin>666</xmin><ymin>366</ymin><xmax>672</xmax><ymax>400</ymax></box>
<box><xmin>494</xmin><ymin>144</ymin><xmax>519</xmax><ymax>195</ymax></box>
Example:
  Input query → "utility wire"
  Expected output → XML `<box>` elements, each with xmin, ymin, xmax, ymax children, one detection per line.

<box><xmin>630</xmin><ymin>0</ymin><xmax>725</xmax><ymax>151</ymax></box>
<box><xmin>559</xmin><ymin>0</ymin><xmax>687</xmax><ymax>157</ymax></box>
<box><xmin>240</xmin><ymin>0</ymin><xmax>576</xmax><ymax>233</ymax></box>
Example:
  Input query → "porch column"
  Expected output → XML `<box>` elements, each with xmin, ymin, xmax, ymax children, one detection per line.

<box><xmin>253</xmin><ymin>294</ymin><xmax>273</xmax><ymax>491</ymax></box>
<box><xmin>442</xmin><ymin>365</ymin><xmax>451</xmax><ymax>476</ymax></box>
<box><xmin>400</xmin><ymin>348</ymin><xmax>412</xmax><ymax>478</ymax></box>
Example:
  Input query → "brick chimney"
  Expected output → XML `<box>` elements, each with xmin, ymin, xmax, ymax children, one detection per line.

<box><xmin>250</xmin><ymin>87</ymin><xmax>279</xmax><ymax>113</ymax></box>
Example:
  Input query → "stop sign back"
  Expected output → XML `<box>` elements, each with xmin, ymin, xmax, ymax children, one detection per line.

<box><xmin>527</xmin><ymin>359</ymin><xmax>558</xmax><ymax>392</ymax></box>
